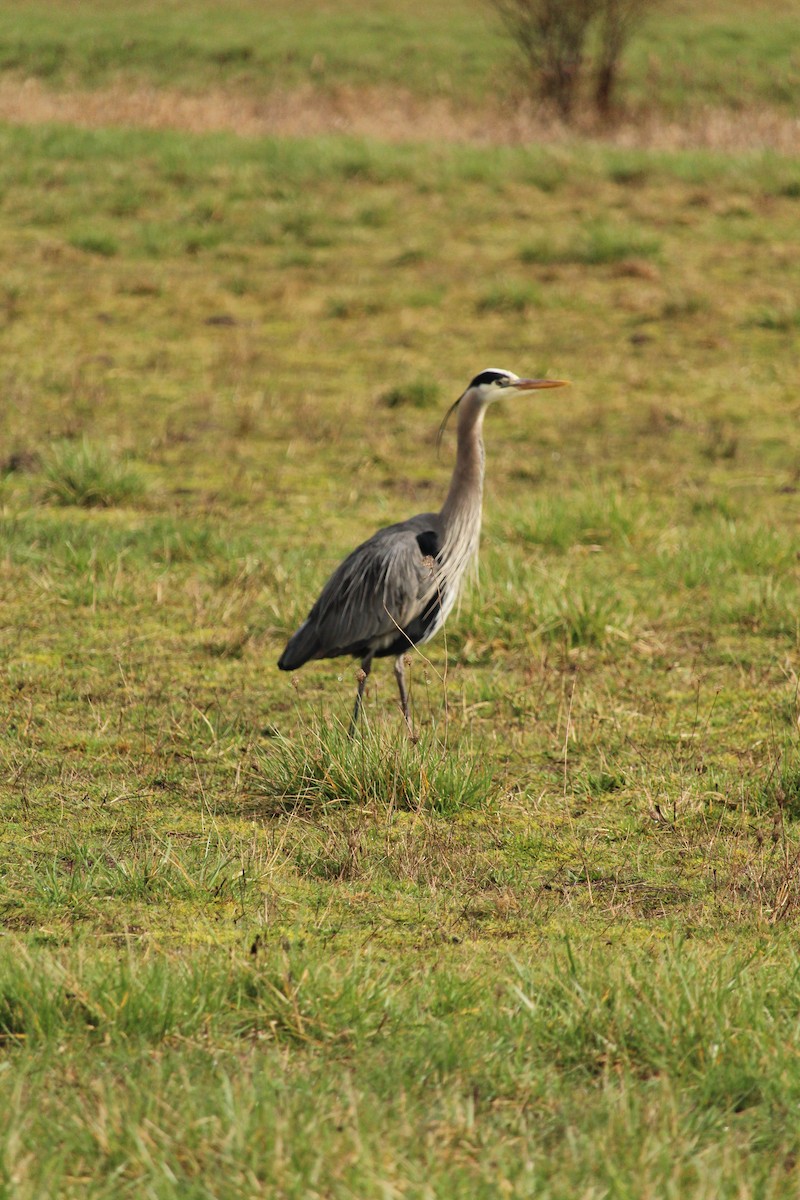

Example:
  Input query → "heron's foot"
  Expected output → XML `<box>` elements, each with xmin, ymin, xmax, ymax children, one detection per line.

<box><xmin>349</xmin><ymin>660</ymin><xmax>372</xmax><ymax>738</ymax></box>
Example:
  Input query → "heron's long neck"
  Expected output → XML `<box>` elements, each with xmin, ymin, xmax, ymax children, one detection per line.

<box><xmin>439</xmin><ymin>394</ymin><xmax>486</xmax><ymax>559</ymax></box>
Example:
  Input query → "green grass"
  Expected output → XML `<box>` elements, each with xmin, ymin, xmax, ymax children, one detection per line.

<box><xmin>2</xmin><ymin>68</ymin><xmax>800</xmax><ymax>1194</ymax></box>
<box><xmin>3</xmin><ymin>939</ymin><xmax>800</xmax><ymax>1196</ymax></box>
<box><xmin>0</xmin><ymin>0</ymin><xmax>503</xmax><ymax>99</ymax></box>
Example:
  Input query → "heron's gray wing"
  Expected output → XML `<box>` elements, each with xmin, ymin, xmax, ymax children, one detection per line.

<box><xmin>307</xmin><ymin>519</ymin><xmax>440</xmax><ymax>659</ymax></box>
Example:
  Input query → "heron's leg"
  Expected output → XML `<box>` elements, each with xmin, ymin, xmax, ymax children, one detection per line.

<box><xmin>394</xmin><ymin>653</ymin><xmax>414</xmax><ymax>738</ymax></box>
<box><xmin>349</xmin><ymin>655</ymin><xmax>373</xmax><ymax>737</ymax></box>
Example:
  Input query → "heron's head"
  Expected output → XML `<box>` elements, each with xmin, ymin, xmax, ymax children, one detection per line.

<box><xmin>466</xmin><ymin>367</ymin><xmax>568</xmax><ymax>405</ymax></box>
<box><xmin>438</xmin><ymin>367</ymin><xmax>568</xmax><ymax>444</ymax></box>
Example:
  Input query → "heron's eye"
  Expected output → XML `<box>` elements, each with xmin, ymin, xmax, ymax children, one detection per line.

<box><xmin>498</xmin><ymin>377</ymin><xmax>510</xmax><ymax>387</ymax></box>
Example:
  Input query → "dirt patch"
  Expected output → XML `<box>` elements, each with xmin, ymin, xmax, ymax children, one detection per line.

<box><xmin>2</xmin><ymin>74</ymin><xmax>800</xmax><ymax>153</ymax></box>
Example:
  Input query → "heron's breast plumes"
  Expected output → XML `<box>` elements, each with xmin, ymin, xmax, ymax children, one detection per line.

<box><xmin>424</xmin><ymin>504</ymin><xmax>481</xmax><ymax>639</ymax></box>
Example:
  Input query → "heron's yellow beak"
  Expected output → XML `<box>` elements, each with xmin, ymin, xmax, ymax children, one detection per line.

<box><xmin>511</xmin><ymin>378</ymin><xmax>570</xmax><ymax>390</ymax></box>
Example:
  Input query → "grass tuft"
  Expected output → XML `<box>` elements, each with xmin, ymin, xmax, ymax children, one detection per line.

<box><xmin>748</xmin><ymin>305</ymin><xmax>800</xmax><ymax>331</ymax></box>
<box><xmin>547</xmin><ymin>585</ymin><xmax>624</xmax><ymax>647</ymax></box>
<box><xmin>252</xmin><ymin>716</ymin><xmax>494</xmax><ymax>816</ymax></box>
<box><xmin>520</xmin><ymin>221</ymin><xmax>660</xmax><ymax>266</ymax></box>
<box><xmin>68</xmin><ymin>229</ymin><xmax>119</xmax><ymax>257</ymax></box>
<box><xmin>41</xmin><ymin>439</ymin><xmax>145</xmax><ymax>508</ymax></box>
<box><xmin>475</xmin><ymin>282</ymin><xmax>541</xmax><ymax>314</ymax></box>
<box><xmin>379</xmin><ymin>379</ymin><xmax>440</xmax><ymax>408</ymax></box>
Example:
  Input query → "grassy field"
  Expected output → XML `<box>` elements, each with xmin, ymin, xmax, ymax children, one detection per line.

<box><xmin>2</xmin><ymin>0</ymin><xmax>800</xmax><ymax>116</ymax></box>
<box><xmin>2</xmin><ymin>2</ymin><xmax>800</xmax><ymax>1195</ymax></box>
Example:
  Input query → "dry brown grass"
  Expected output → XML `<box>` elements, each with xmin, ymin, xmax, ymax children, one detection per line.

<box><xmin>3</xmin><ymin>74</ymin><xmax>800</xmax><ymax>152</ymax></box>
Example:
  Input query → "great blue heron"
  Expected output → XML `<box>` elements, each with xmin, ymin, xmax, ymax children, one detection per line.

<box><xmin>278</xmin><ymin>368</ymin><xmax>568</xmax><ymax>731</ymax></box>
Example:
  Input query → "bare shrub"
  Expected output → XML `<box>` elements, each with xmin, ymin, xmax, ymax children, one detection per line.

<box><xmin>593</xmin><ymin>0</ymin><xmax>654</xmax><ymax>116</ymax></box>
<box><xmin>492</xmin><ymin>0</ymin><xmax>655</xmax><ymax>121</ymax></box>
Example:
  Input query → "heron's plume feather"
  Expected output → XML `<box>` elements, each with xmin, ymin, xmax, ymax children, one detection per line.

<box><xmin>436</xmin><ymin>392</ymin><xmax>463</xmax><ymax>454</ymax></box>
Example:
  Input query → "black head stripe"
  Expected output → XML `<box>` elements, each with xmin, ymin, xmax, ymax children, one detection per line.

<box><xmin>469</xmin><ymin>369</ymin><xmax>510</xmax><ymax>388</ymax></box>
